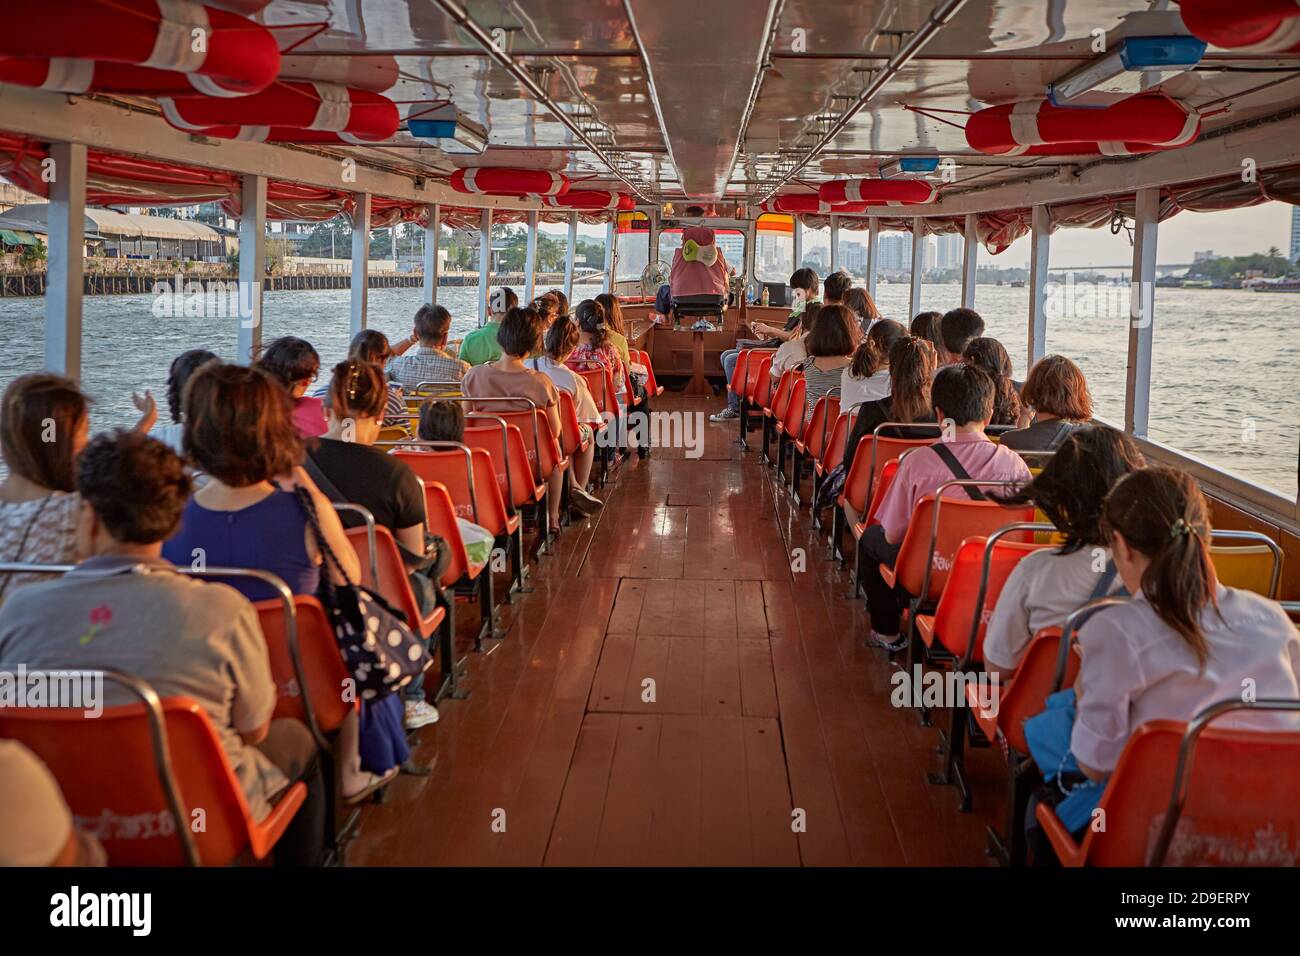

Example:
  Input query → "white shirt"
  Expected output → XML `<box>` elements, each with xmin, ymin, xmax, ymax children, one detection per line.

<box><xmin>770</xmin><ymin>335</ymin><xmax>807</xmax><ymax>382</ymax></box>
<box><xmin>983</xmin><ymin>545</ymin><xmax>1122</xmax><ymax>672</ymax></box>
<box><xmin>1071</xmin><ymin>586</ymin><xmax>1300</xmax><ymax>774</ymax></box>
<box><xmin>527</xmin><ymin>356</ymin><xmax>601</xmax><ymax>422</ymax></box>
<box><xmin>839</xmin><ymin>366</ymin><xmax>890</xmax><ymax>412</ymax></box>
<box><xmin>149</xmin><ymin>420</ymin><xmax>185</xmax><ymax>454</ymax></box>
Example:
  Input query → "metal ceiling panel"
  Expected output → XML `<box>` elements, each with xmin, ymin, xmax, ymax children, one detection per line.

<box><xmin>624</xmin><ymin>0</ymin><xmax>779</xmax><ymax>198</ymax></box>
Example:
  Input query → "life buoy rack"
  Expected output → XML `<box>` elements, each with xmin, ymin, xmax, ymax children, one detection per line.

<box><xmin>1</xmin><ymin>0</ymin><xmax>281</xmax><ymax>97</ymax></box>
<box><xmin>542</xmin><ymin>190</ymin><xmax>634</xmax><ymax>211</ymax></box>
<box><xmin>450</xmin><ymin>167</ymin><xmax>569</xmax><ymax>198</ymax></box>
<box><xmin>159</xmin><ymin>82</ymin><xmax>399</xmax><ymax>140</ymax></box>
<box><xmin>1179</xmin><ymin>0</ymin><xmax>1300</xmax><ymax>54</ymax></box>
<box><xmin>818</xmin><ymin>179</ymin><xmax>938</xmax><ymax>205</ymax></box>
<box><xmin>964</xmin><ymin>94</ymin><xmax>1201</xmax><ymax>156</ymax></box>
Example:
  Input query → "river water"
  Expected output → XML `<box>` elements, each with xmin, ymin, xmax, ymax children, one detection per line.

<box><xmin>0</xmin><ymin>281</ymin><xmax>1295</xmax><ymax>498</ymax></box>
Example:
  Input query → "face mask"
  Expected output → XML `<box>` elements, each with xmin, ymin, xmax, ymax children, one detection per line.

<box><xmin>792</xmin><ymin>289</ymin><xmax>806</xmax><ymax>308</ymax></box>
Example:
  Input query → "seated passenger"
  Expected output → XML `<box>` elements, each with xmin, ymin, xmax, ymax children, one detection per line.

<box><xmin>840</xmin><ymin>335</ymin><xmax>940</xmax><ymax>512</ymax></box>
<box><xmin>462</xmin><ymin>306</ymin><xmax>565</xmax><ymax>531</ymax></box>
<box><xmin>255</xmin><ymin>336</ymin><xmax>327</xmax><ymax>438</ymax></box>
<box><xmin>822</xmin><ymin>270</ymin><xmax>852</xmax><ymax>307</ymax></box>
<box><xmin>316</xmin><ymin>329</ymin><xmax>407</xmax><ymax>425</ymax></box>
<box><xmin>459</xmin><ymin>287</ymin><xmax>518</xmax><ymax>367</ymax></box>
<box><xmin>842</xmin><ymin>287</ymin><xmax>882</xmax><ymax>337</ymax></box>
<box><xmin>937</xmin><ymin>307</ymin><xmax>984</xmax><ymax>369</ymax></box>
<box><xmin>1000</xmin><ymin>354</ymin><xmax>1092</xmax><ymax>452</ymax></box>
<box><xmin>0</xmin><ymin>740</ymin><xmax>106</xmax><ymax>866</ymax></box>
<box><xmin>840</xmin><ymin>318</ymin><xmax>905</xmax><ymax>413</ymax></box>
<box><xmin>593</xmin><ymin>292</ymin><xmax>634</xmax><ymax>370</ymax></box>
<box><xmin>713</xmin><ymin>268</ymin><xmax>820</xmax><ymax>422</ymax></box>
<box><xmin>567</xmin><ymin>299</ymin><xmax>627</xmax><ymax>401</ymax></box>
<box><xmin>546</xmin><ymin>288</ymin><xmax>570</xmax><ymax>319</ymax></box>
<box><xmin>308</xmin><ymin>360</ymin><xmax>440</xmax><ymax>731</ymax></box>
<box><xmin>768</xmin><ymin>302</ymin><xmax>818</xmax><ymax>388</ymax></box>
<box><xmin>909</xmin><ymin>310</ymin><xmax>943</xmax><ymax>355</ymax></box>
<box><xmin>0</xmin><ymin>430</ymin><xmax>329</xmax><ymax>865</ymax></box>
<box><xmin>415</xmin><ymin>401</ymin><xmax>507</xmax><ymax>568</ymax></box>
<box><xmin>982</xmin><ymin>426</ymin><xmax>1145</xmax><ymax>678</ymax></box>
<box><xmin>0</xmin><ymin>374</ymin><xmax>89</xmax><ymax>599</ymax></box>
<box><xmin>150</xmin><ymin>349</ymin><xmax>217</xmax><ymax>453</ymax></box>
<box><xmin>668</xmin><ymin>225</ymin><xmax>729</xmax><ymax>301</ymax></box>
<box><xmin>862</xmin><ymin>363</ymin><xmax>1032</xmax><ymax>652</ymax></box>
<box><xmin>161</xmin><ymin>363</ymin><xmax>400</xmax><ymax>800</ymax></box>
<box><xmin>386</xmin><ymin>303</ymin><xmax>470</xmax><ymax>391</ymax></box>
<box><xmin>525</xmin><ymin>315</ymin><xmax>605</xmax><ymax>516</ymax></box>
<box><xmin>799</xmin><ymin>303</ymin><xmax>856</xmax><ymax>415</ymax></box>
<box><xmin>1027</xmin><ymin>467</ymin><xmax>1300</xmax><ymax>862</ymax></box>
<box><xmin>962</xmin><ymin>337</ymin><xmax>1021</xmax><ymax>427</ymax></box>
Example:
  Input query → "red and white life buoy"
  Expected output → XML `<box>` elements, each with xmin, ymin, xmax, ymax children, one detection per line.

<box><xmin>171</xmin><ymin>125</ymin><xmax>394</xmax><ymax>145</ymax></box>
<box><xmin>818</xmin><ymin>179</ymin><xmax>938</xmax><ymax>205</ymax></box>
<box><xmin>760</xmin><ymin>194</ymin><xmax>878</xmax><ymax>215</ymax></box>
<box><xmin>966</xmin><ymin>94</ymin><xmax>1201</xmax><ymax>156</ymax></box>
<box><xmin>542</xmin><ymin>190</ymin><xmax>633</xmax><ymax>211</ymax></box>
<box><xmin>1180</xmin><ymin>0</ymin><xmax>1300</xmax><ymax>54</ymax></box>
<box><xmin>159</xmin><ymin>82</ymin><xmax>399</xmax><ymax>140</ymax></box>
<box><xmin>450</xmin><ymin>167</ymin><xmax>569</xmax><ymax>197</ymax></box>
<box><xmin>278</xmin><ymin>55</ymin><xmax>400</xmax><ymax>94</ymax></box>
<box><xmin>0</xmin><ymin>0</ymin><xmax>280</xmax><ymax>97</ymax></box>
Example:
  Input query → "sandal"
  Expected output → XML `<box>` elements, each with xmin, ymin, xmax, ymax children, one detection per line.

<box><xmin>342</xmin><ymin>766</ymin><xmax>400</xmax><ymax>805</ymax></box>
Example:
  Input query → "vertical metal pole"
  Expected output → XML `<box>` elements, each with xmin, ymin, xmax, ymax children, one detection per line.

<box><xmin>478</xmin><ymin>208</ymin><xmax>491</xmax><ymax>325</ymax></box>
<box><xmin>45</xmin><ymin>141</ymin><xmax>85</xmax><ymax>379</ymax></box>
<box><xmin>866</xmin><ymin>215</ymin><xmax>879</xmax><ymax>302</ymax></box>
<box><xmin>422</xmin><ymin>203</ymin><xmax>440</xmax><ymax>306</ymax></box>
<box><xmin>602</xmin><ymin>219</ymin><xmax>615</xmax><ymax>294</ymax></box>
<box><xmin>524</xmin><ymin>210</ymin><xmax>538</xmax><ymax>303</ymax></box>
<box><xmin>350</xmin><ymin>192</ymin><xmax>371</xmax><ymax>336</ymax></box>
<box><xmin>237</xmin><ymin>174</ymin><xmax>266</xmax><ymax>362</ymax></box>
<box><xmin>564</xmin><ymin>212</ymin><xmax>577</xmax><ymax>301</ymax></box>
<box><xmin>1125</xmin><ymin>187</ymin><xmax>1158</xmax><ymax>438</ymax></box>
<box><xmin>908</xmin><ymin>217</ymin><xmax>924</xmax><ymax>319</ymax></box>
<box><xmin>829</xmin><ymin>214</ymin><xmax>839</xmax><ymax>273</ymax></box>
<box><xmin>1028</xmin><ymin>204</ymin><xmax>1051</xmax><ymax>368</ymax></box>
<box><xmin>792</xmin><ymin>217</ymin><xmax>803</xmax><ymax>271</ymax></box>
<box><xmin>960</xmin><ymin>212</ymin><xmax>979</xmax><ymax>310</ymax></box>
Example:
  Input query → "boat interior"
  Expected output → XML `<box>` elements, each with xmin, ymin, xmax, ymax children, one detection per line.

<box><xmin>1</xmin><ymin>0</ymin><xmax>1299</xmax><ymax>885</ymax></box>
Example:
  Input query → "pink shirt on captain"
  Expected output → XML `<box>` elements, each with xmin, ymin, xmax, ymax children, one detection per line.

<box><xmin>875</xmin><ymin>431</ymin><xmax>1031</xmax><ymax>544</ymax></box>
<box><xmin>668</xmin><ymin>226</ymin><xmax>730</xmax><ymax>298</ymax></box>
<box><xmin>1072</xmin><ymin>586</ymin><xmax>1300</xmax><ymax>774</ymax></box>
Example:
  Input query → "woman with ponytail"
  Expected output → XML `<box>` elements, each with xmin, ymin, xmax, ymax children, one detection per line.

<box><xmin>840</xmin><ymin>318</ymin><xmax>904</xmax><ymax>413</ymax></box>
<box><xmin>1026</xmin><ymin>467</ymin><xmax>1300</xmax><ymax>862</ymax></box>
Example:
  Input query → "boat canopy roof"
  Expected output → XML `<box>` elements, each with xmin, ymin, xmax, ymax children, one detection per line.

<box><xmin>0</xmin><ymin>204</ymin><xmax>231</xmax><ymax>241</ymax></box>
<box><xmin>1</xmin><ymin>0</ymin><xmax>1298</xmax><ymax>240</ymax></box>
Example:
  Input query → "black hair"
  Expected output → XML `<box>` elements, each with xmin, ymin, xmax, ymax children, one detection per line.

<box><xmin>931</xmin><ymin>362</ymin><xmax>994</xmax><ymax>426</ymax></box>
<box><xmin>166</xmin><ymin>349</ymin><xmax>218</xmax><ymax>424</ymax></box>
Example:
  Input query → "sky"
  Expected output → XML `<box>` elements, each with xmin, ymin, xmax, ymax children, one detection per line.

<box><xmin>998</xmin><ymin>200</ymin><xmax>1295</xmax><ymax>268</ymax></box>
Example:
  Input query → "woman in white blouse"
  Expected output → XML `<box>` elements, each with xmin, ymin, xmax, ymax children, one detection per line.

<box><xmin>839</xmin><ymin>318</ymin><xmax>905</xmax><ymax>413</ymax></box>
<box><xmin>1071</xmin><ymin>467</ymin><xmax>1300</xmax><ymax>784</ymax></box>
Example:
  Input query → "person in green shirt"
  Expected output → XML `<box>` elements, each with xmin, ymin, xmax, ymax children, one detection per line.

<box><xmin>459</xmin><ymin>286</ymin><xmax>518</xmax><ymax>366</ymax></box>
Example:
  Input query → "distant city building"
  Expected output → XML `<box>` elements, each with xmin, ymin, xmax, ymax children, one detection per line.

<box><xmin>1290</xmin><ymin>207</ymin><xmax>1300</xmax><ymax>263</ymax></box>
<box><xmin>717</xmin><ymin>233</ymin><xmax>745</xmax><ymax>269</ymax></box>
<box><xmin>1193</xmin><ymin>249</ymin><xmax>1216</xmax><ymax>263</ymax></box>
<box><xmin>935</xmin><ymin>234</ymin><xmax>963</xmax><ymax>270</ymax></box>
<box><xmin>841</xmin><ymin>240</ymin><xmax>867</xmax><ymax>273</ymax></box>
<box><xmin>877</xmin><ymin>232</ymin><xmax>912</xmax><ymax>271</ymax></box>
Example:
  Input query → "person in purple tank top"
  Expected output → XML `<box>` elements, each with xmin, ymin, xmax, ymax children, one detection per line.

<box><xmin>163</xmin><ymin>361</ymin><xmax>404</xmax><ymax>805</ymax></box>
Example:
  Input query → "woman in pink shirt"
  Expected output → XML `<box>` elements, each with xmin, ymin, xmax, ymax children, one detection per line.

<box><xmin>255</xmin><ymin>336</ymin><xmax>327</xmax><ymax>438</ymax></box>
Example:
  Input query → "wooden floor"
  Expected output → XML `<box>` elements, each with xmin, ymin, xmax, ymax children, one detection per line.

<box><xmin>347</xmin><ymin>393</ymin><xmax>1004</xmax><ymax>866</ymax></box>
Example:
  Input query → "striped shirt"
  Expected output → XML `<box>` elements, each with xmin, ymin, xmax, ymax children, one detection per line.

<box><xmin>386</xmin><ymin>346</ymin><xmax>469</xmax><ymax>392</ymax></box>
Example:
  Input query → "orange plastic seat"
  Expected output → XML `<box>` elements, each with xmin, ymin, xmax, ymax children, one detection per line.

<box><xmin>556</xmin><ymin>389</ymin><xmax>591</xmax><ymax>458</ymax></box>
<box><xmin>792</xmin><ymin>392</ymin><xmax>840</xmax><ymax>506</ymax></box>
<box><xmin>762</xmin><ymin>369</ymin><xmax>800</xmax><ymax>465</ymax></box>
<box><xmin>738</xmin><ymin>351</ymin><xmax>775</xmax><ymax>450</ymax></box>
<box><xmin>775</xmin><ymin>375</ymin><xmax>806</xmax><ymax>482</ymax></box>
<box><xmin>1036</xmin><ymin>700</ymin><xmax>1300</xmax><ymax>866</ymax></box>
<box><xmin>0</xmin><ymin>673</ymin><xmax>306</xmax><ymax>866</ymax></box>
<box><xmin>632</xmin><ymin>348</ymin><xmax>664</xmax><ymax>397</ymax></box>
<box><xmin>575</xmin><ymin>366</ymin><xmax>620</xmax><ymax>480</ymax></box>
<box><xmin>254</xmin><ymin>595</ymin><xmax>354</xmax><ymax>734</ymax></box>
<box><xmin>464</xmin><ymin>415</ymin><xmax>551</xmax><ymax>552</ymax></box>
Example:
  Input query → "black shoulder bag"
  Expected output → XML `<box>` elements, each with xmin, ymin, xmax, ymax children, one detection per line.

<box><xmin>927</xmin><ymin>442</ymin><xmax>989</xmax><ymax>501</ymax></box>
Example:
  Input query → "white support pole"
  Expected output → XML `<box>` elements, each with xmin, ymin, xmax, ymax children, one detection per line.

<box><xmin>422</xmin><ymin>203</ymin><xmax>440</xmax><ymax>306</ymax></box>
<box><xmin>564</xmin><ymin>212</ymin><xmax>577</xmax><ymax>301</ymax></box>
<box><xmin>908</xmin><ymin>218</ymin><xmax>924</xmax><ymax>319</ymax></box>
<box><xmin>1126</xmin><ymin>186</ymin><xmax>1159</xmax><ymax>438</ymax></box>
<box><xmin>829</xmin><ymin>214</ymin><xmax>839</xmax><ymax>273</ymax></box>
<box><xmin>1027</xmin><ymin>204</ymin><xmax>1051</xmax><ymax>368</ymax></box>
<box><xmin>602</xmin><ymin>219</ymin><xmax>615</xmax><ymax>294</ymax></box>
<box><xmin>793</xmin><ymin>217</ymin><xmax>803</xmax><ymax>271</ymax></box>
<box><xmin>478</xmin><ymin>208</ymin><xmax>491</xmax><ymax>325</ymax></box>
<box><xmin>44</xmin><ymin>141</ymin><xmax>85</xmax><ymax>379</ymax></box>
<box><xmin>866</xmin><ymin>216</ymin><xmax>879</xmax><ymax>302</ymax></box>
<box><xmin>350</xmin><ymin>192</ymin><xmax>371</xmax><ymax>337</ymax></box>
<box><xmin>524</xmin><ymin>210</ymin><xmax>538</xmax><ymax>303</ymax></box>
<box><xmin>237</xmin><ymin>174</ymin><xmax>266</xmax><ymax>362</ymax></box>
<box><xmin>648</xmin><ymin>208</ymin><xmax>661</xmax><ymax>274</ymax></box>
<box><xmin>960</xmin><ymin>212</ymin><xmax>979</xmax><ymax>310</ymax></box>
